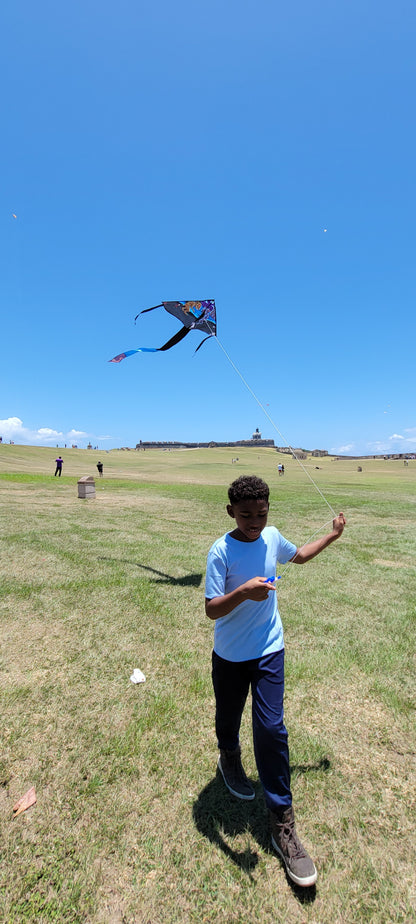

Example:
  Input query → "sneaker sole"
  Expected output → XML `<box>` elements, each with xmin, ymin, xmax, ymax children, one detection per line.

<box><xmin>271</xmin><ymin>836</ymin><xmax>318</xmax><ymax>887</ymax></box>
<box><xmin>217</xmin><ymin>758</ymin><xmax>255</xmax><ymax>801</ymax></box>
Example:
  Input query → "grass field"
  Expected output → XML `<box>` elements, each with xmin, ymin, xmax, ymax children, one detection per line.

<box><xmin>0</xmin><ymin>444</ymin><xmax>415</xmax><ymax>923</ymax></box>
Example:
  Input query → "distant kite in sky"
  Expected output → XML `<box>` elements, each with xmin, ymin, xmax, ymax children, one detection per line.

<box><xmin>109</xmin><ymin>300</ymin><xmax>217</xmax><ymax>363</ymax></box>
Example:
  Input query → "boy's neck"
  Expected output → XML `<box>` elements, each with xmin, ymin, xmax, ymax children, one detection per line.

<box><xmin>229</xmin><ymin>528</ymin><xmax>259</xmax><ymax>543</ymax></box>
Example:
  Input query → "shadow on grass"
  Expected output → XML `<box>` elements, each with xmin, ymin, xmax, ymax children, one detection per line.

<box><xmin>98</xmin><ymin>556</ymin><xmax>202</xmax><ymax>586</ymax></box>
<box><xmin>192</xmin><ymin>772</ymin><xmax>266</xmax><ymax>879</ymax></box>
<box><xmin>193</xmin><ymin>759</ymin><xmax>331</xmax><ymax>900</ymax></box>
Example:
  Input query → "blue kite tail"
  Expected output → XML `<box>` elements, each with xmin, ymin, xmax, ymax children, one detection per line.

<box><xmin>109</xmin><ymin>348</ymin><xmax>159</xmax><ymax>362</ymax></box>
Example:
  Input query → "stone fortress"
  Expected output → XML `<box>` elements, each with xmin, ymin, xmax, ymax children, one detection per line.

<box><xmin>135</xmin><ymin>428</ymin><xmax>329</xmax><ymax>457</ymax></box>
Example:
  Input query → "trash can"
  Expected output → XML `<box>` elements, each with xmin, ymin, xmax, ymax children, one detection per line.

<box><xmin>77</xmin><ymin>475</ymin><xmax>96</xmax><ymax>499</ymax></box>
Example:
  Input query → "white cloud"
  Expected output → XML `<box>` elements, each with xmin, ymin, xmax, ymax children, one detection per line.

<box><xmin>330</xmin><ymin>443</ymin><xmax>355</xmax><ymax>454</ymax></box>
<box><xmin>366</xmin><ymin>431</ymin><xmax>416</xmax><ymax>453</ymax></box>
<box><xmin>37</xmin><ymin>427</ymin><xmax>63</xmax><ymax>438</ymax></box>
<box><xmin>67</xmin><ymin>429</ymin><xmax>88</xmax><ymax>439</ymax></box>
<box><xmin>367</xmin><ymin>440</ymin><xmax>391</xmax><ymax>452</ymax></box>
<box><xmin>387</xmin><ymin>432</ymin><xmax>416</xmax><ymax>445</ymax></box>
<box><xmin>0</xmin><ymin>417</ymin><xmax>92</xmax><ymax>446</ymax></box>
<box><xmin>0</xmin><ymin>417</ymin><xmax>25</xmax><ymax>438</ymax></box>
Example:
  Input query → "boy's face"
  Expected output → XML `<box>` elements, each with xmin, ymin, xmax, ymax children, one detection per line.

<box><xmin>227</xmin><ymin>497</ymin><xmax>269</xmax><ymax>542</ymax></box>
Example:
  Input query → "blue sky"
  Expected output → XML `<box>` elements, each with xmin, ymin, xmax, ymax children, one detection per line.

<box><xmin>1</xmin><ymin>0</ymin><xmax>415</xmax><ymax>455</ymax></box>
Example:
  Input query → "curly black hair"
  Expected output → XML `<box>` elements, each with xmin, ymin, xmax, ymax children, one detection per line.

<box><xmin>228</xmin><ymin>475</ymin><xmax>270</xmax><ymax>505</ymax></box>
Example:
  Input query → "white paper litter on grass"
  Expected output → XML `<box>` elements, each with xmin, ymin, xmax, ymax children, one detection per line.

<box><xmin>130</xmin><ymin>668</ymin><xmax>146</xmax><ymax>684</ymax></box>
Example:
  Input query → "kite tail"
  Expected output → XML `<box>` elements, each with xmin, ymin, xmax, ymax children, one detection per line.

<box><xmin>134</xmin><ymin>304</ymin><xmax>163</xmax><ymax>322</ymax></box>
<box><xmin>158</xmin><ymin>326</ymin><xmax>190</xmax><ymax>351</ymax></box>
<box><xmin>194</xmin><ymin>334</ymin><xmax>213</xmax><ymax>353</ymax></box>
<box><xmin>109</xmin><ymin>350</ymin><xmax>140</xmax><ymax>363</ymax></box>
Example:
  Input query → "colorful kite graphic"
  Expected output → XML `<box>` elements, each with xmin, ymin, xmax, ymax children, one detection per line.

<box><xmin>109</xmin><ymin>300</ymin><xmax>217</xmax><ymax>363</ymax></box>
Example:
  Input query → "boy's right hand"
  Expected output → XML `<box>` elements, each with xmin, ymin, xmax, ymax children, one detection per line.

<box><xmin>205</xmin><ymin>576</ymin><xmax>275</xmax><ymax>620</ymax></box>
<box><xmin>242</xmin><ymin>577</ymin><xmax>276</xmax><ymax>601</ymax></box>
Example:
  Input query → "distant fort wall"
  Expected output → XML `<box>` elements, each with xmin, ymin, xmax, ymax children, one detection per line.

<box><xmin>136</xmin><ymin>428</ymin><xmax>276</xmax><ymax>450</ymax></box>
<box><xmin>135</xmin><ymin>439</ymin><xmax>276</xmax><ymax>450</ymax></box>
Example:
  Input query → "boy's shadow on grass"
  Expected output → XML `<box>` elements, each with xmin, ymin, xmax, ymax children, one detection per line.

<box><xmin>192</xmin><ymin>758</ymin><xmax>330</xmax><ymax>900</ymax></box>
<box><xmin>98</xmin><ymin>556</ymin><xmax>202</xmax><ymax>587</ymax></box>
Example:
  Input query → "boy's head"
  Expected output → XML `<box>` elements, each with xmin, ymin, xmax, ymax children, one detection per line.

<box><xmin>227</xmin><ymin>475</ymin><xmax>270</xmax><ymax>542</ymax></box>
<box><xmin>228</xmin><ymin>475</ymin><xmax>269</xmax><ymax>506</ymax></box>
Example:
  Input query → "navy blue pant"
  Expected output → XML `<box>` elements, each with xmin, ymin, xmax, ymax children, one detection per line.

<box><xmin>212</xmin><ymin>648</ymin><xmax>292</xmax><ymax>811</ymax></box>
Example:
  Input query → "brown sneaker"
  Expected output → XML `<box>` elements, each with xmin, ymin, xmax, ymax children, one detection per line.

<box><xmin>270</xmin><ymin>806</ymin><xmax>317</xmax><ymax>887</ymax></box>
<box><xmin>218</xmin><ymin>747</ymin><xmax>255</xmax><ymax>800</ymax></box>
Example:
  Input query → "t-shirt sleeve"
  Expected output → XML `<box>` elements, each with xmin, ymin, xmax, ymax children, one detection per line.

<box><xmin>205</xmin><ymin>544</ymin><xmax>227</xmax><ymax>599</ymax></box>
<box><xmin>277</xmin><ymin>532</ymin><xmax>297</xmax><ymax>564</ymax></box>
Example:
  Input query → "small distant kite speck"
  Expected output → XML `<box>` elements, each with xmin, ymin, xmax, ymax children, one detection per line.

<box><xmin>109</xmin><ymin>300</ymin><xmax>217</xmax><ymax>363</ymax></box>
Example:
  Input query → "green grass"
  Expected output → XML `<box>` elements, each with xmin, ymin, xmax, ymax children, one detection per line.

<box><xmin>0</xmin><ymin>445</ymin><xmax>415</xmax><ymax>923</ymax></box>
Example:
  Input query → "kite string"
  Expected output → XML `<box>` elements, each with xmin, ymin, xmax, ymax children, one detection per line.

<box><xmin>212</xmin><ymin>332</ymin><xmax>337</xmax><ymax>518</ymax></box>
<box><xmin>277</xmin><ymin>516</ymin><xmax>335</xmax><ymax>581</ymax></box>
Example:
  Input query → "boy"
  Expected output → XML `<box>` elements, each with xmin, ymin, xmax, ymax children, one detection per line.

<box><xmin>205</xmin><ymin>475</ymin><xmax>346</xmax><ymax>888</ymax></box>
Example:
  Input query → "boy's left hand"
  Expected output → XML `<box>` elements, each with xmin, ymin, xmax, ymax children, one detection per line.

<box><xmin>333</xmin><ymin>512</ymin><xmax>346</xmax><ymax>535</ymax></box>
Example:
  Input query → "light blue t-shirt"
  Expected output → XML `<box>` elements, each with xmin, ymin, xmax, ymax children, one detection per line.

<box><xmin>205</xmin><ymin>526</ymin><xmax>297</xmax><ymax>662</ymax></box>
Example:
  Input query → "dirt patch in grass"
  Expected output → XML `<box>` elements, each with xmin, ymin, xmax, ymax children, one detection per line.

<box><xmin>374</xmin><ymin>558</ymin><xmax>407</xmax><ymax>568</ymax></box>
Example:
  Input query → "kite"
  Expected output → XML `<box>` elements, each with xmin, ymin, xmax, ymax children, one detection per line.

<box><xmin>109</xmin><ymin>300</ymin><xmax>216</xmax><ymax>363</ymax></box>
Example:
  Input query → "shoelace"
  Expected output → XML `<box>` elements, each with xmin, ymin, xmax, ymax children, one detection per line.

<box><xmin>281</xmin><ymin>823</ymin><xmax>307</xmax><ymax>860</ymax></box>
